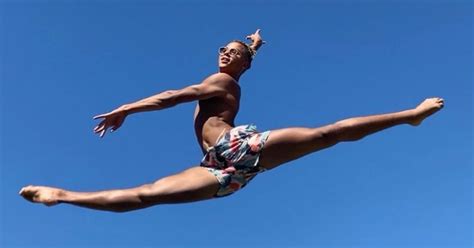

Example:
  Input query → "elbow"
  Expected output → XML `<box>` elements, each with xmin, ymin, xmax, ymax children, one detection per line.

<box><xmin>163</xmin><ymin>90</ymin><xmax>178</xmax><ymax>95</ymax></box>
<box><xmin>155</xmin><ymin>91</ymin><xmax>180</xmax><ymax>108</ymax></box>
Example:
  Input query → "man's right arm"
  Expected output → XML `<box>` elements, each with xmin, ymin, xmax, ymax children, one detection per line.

<box><xmin>121</xmin><ymin>73</ymin><xmax>229</xmax><ymax>115</ymax></box>
<box><xmin>93</xmin><ymin>73</ymin><xmax>231</xmax><ymax>137</ymax></box>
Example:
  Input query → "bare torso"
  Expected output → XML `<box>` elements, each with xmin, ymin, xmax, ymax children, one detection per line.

<box><xmin>193</xmin><ymin>73</ymin><xmax>241</xmax><ymax>153</ymax></box>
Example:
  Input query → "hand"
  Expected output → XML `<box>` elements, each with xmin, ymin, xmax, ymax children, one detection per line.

<box><xmin>93</xmin><ymin>106</ymin><xmax>128</xmax><ymax>138</ymax></box>
<box><xmin>246</xmin><ymin>29</ymin><xmax>265</xmax><ymax>49</ymax></box>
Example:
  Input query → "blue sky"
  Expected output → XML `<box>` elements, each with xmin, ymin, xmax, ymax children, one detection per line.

<box><xmin>1</xmin><ymin>1</ymin><xmax>472</xmax><ymax>247</ymax></box>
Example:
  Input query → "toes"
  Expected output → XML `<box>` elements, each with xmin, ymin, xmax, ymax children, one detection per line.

<box><xmin>19</xmin><ymin>186</ymin><xmax>32</xmax><ymax>196</ymax></box>
<box><xmin>436</xmin><ymin>98</ymin><xmax>444</xmax><ymax>107</ymax></box>
<box><xmin>21</xmin><ymin>193</ymin><xmax>36</xmax><ymax>202</ymax></box>
<box><xmin>19</xmin><ymin>187</ymin><xmax>38</xmax><ymax>202</ymax></box>
<box><xmin>22</xmin><ymin>188</ymin><xmax>35</xmax><ymax>197</ymax></box>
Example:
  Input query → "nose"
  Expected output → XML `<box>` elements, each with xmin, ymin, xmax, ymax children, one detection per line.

<box><xmin>221</xmin><ymin>50</ymin><xmax>231</xmax><ymax>57</ymax></box>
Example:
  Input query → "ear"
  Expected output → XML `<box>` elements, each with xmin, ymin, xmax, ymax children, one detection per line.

<box><xmin>243</xmin><ymin>60</ymin><xmax>250</xmax><ymax>70</ymax></box>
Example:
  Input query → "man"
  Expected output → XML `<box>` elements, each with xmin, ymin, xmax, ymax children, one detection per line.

<box><xmin>20</xmin><ymin>29</ymin><xmax>444</xmax><ymax>212</ymax></box>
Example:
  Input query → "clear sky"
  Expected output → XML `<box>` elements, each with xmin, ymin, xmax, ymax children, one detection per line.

<box><xmin>1</xmin><ymin>1</ymin><xmax>472</xmax><ymax>247</ymax></box>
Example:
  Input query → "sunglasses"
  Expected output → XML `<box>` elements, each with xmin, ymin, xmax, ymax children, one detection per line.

<box><xmin>218</xmin><ymin>47</ymin><xmax>242</xmax><ymax>57</ymax></box>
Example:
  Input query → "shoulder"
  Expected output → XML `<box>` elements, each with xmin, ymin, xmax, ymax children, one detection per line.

<box><xmin>202</xmin><ymin>73</ymin><xmax>237</xmax><ymax>86</ymax></box>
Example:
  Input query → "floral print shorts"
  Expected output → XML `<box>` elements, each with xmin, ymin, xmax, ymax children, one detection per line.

<box><xmin>200</xmin><ymin>124</ymin><xmax>270</xmax><ymax>197</ymax></box>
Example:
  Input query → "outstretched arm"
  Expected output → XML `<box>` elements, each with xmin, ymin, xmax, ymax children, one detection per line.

<box><xmin>93</xmin><ymin>73</ymin><xmax>229</xmax><ymax>137</ymax></box>
<box><xmin>120</xmin><ymin>76</ymin><xmax>227</xmax><ymax>114</ymax></box>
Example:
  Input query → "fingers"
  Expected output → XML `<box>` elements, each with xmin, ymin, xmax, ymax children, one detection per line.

<box><xmin>99</xmin><ymin>126</ymin><xmax>109</xmax><ymax>138</ymax></box>
<box><xmin>93</xmin><ymin>116</ymin><xmax>113</xmax><ymax>138</ymax></box>
<box><xmin>94</xmin><ymin>110</ymin><xmax>117</xmax><ymax>120</ymax></box>
<box><xmin>98</xmin><ymin>126</ymin><xmax>107</xmax><ymax>137</ymax></box>
<box><xmin>110</xmin><ymin>115</ymin><xmax>125</xmax><ymax>133</ymax></box>
<box><xmin>94</xmin><ymin>120</ymin><xmax>105</xmax><ymax>132</ymax></box>
<box><xmin>93</xmin><ymin>111</ymin><xmax>126</xmax><ymax>138</ymax></box>
<box><xmin>246</xmin><ymin>29</ymin><xmax>262</xmax><ymax>39</ymax></box>
<box><xmin>246</xmin><ymin>29</ymin><xmax>266</xmax><ymax>46</ymax></box>
<box><xmin>94</xmin><ymin>122</ymin><xmax>117</xmax><ymax>138</ymax></box>
<box><xmin>93</xmin><ymin>114</ymin><xmax>107</xmax><ymax>120</ymax></box>
<box><xmin>93</xmin><ymin>120</ymin><xmax>109</xmax><ymax>138</ymax></box>
<box><xmin>110</xmin><ymin>126</ymin><xmax>117</xmax><ymax>133</ymax></box>
<box><xmin>111</xmin><ymin>123</ymin><xmax>122</xmax><ymax>132</ymax></box>
<box><xmin>100</xmin><ymin>129</ymin><xmax>106</xmax><ymax>138</ymax></box>
<box><xmin>98</xmin><ymin>122</ymin><xmax>115</xmax><ymax>137</ymax></box>
<box><xmin>94</xmin><ymin>124</ymin><xmax>105</xmax><ymax>133</ymax></box>
<box><xmin>255</xmin><ymin>29</ymin><xmax>266</xmax><ymax>44</ymax></box>
<box><xmin>93</xmin><ymin>114</ymin><xmax>107</xmax><ymax>137</ymax></box>
<box><xmin>94</xmin><ymin>122</ymin><xmax>108</xmax><ymax>137</ymax></box>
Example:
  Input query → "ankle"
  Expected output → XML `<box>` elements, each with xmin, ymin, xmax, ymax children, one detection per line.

<box><xmin>406</xmin><ymin>108</ymin><xmax>417</xmax><ymax>120</ymax></box>
<box><xmin>56</xmin><ymin>189</ymin><xmax>69</xmax><ymax>203</ymax></box>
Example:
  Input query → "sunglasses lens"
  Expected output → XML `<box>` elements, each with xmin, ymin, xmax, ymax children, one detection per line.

<box><xmin>218</xmin><ymin>47</ymin><xmax>240</xmax><ymax>56</ymax></box>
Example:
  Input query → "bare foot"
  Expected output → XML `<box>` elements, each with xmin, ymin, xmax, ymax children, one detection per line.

<box><xmin>409</xmin><ymin>97</ymin><xmax>444</xmax><ymax>126</ymax></box>
<box><xmin>19</xmin><ymin>185</ymin><xmax>64</xmax><ymax>206</ymax></box>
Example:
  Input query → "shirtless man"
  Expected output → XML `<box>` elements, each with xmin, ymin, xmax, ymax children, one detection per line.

<box><xmin>20</xmin><ymin>30</ymin><xmax>444</xmax><ymax>212</ymax></box>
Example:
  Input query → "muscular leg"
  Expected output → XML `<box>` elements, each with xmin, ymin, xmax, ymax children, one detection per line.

<box><xmin>259</xmin><ymin>98</ymin><xmax>444</xmax><ymax>170</ymax></box>
<box><xmin>19</xmin><ymin>166</ymin><xmax>220</xmax><ymax>212</ymax></box>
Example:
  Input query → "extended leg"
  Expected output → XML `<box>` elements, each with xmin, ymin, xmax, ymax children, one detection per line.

<box><xmin>19</xmin><ymin>166</ymin><xmax>220</xmax><ymax>212</ymax></box>
<box><xmin>258</xmin><ymin>98</ymin><xmax>444</xmax><ymax>170</ymax></box>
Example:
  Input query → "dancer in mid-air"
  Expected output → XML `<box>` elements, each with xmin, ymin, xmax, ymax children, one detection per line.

<box><xmin>20</xmin><ymin>29</ymin><xmax>444</xmax><ymax>212</ymax></box>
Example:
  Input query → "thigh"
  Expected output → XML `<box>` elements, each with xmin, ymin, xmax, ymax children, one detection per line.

<box><xmin>258</xmin><ymin>125</ymin><xmax>338</xmax><ymax>170</ymax></box>
<box><xmin>140</xmin><ymin>166</ymin><xmax>220</xmax><ymax>204</ymax></box>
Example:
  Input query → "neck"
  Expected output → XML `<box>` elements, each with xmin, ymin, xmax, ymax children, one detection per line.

<box><xmin>219</xmin><ymin>69</ymin><xmax>242</xmax><ymax>81</ymax></box>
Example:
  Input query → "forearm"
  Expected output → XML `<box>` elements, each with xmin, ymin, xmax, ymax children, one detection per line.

<box><xmin>58</xmin><ymin>186</ymin><xmax>149</xmax><ymax>213</ymax></box>
<box><xmin>122</xmin><ymin>90</ymin><xmax>179</xmax><ymax>115</ymax></box>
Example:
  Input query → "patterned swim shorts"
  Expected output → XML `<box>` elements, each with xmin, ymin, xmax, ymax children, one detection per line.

<box><xmin>200</xmin><ymin>124</ymin><xmax>271</xmax><ymax>197</ymax></box>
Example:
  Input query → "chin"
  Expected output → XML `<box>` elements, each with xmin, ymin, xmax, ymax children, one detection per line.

<box><xmin>219</xmin><ymin>63</ymin><xmax>230</xmax><ymax>70</ymax></box>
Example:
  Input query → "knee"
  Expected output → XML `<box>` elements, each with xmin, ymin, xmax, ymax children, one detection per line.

<box><xmin>136</xmin><ymin>182</ymin><xmax>168</xmax><ymax>205</ymax></box>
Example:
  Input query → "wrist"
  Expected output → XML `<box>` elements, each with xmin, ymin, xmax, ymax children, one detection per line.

<box><xmin>119</xmin><ymin>104</ymin><xmax>131</xmax><ymax>115</ymax></box>
<box><xmin>251</xmin><ymin>41</ymin><xmax>263</xmax><ymax>51</ymax></box>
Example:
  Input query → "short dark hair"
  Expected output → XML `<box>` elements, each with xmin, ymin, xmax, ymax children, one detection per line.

<box><xmin>230</xmin><ymin>40</ymin><xmax>255</xmax><ymax>70</ymax></box>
